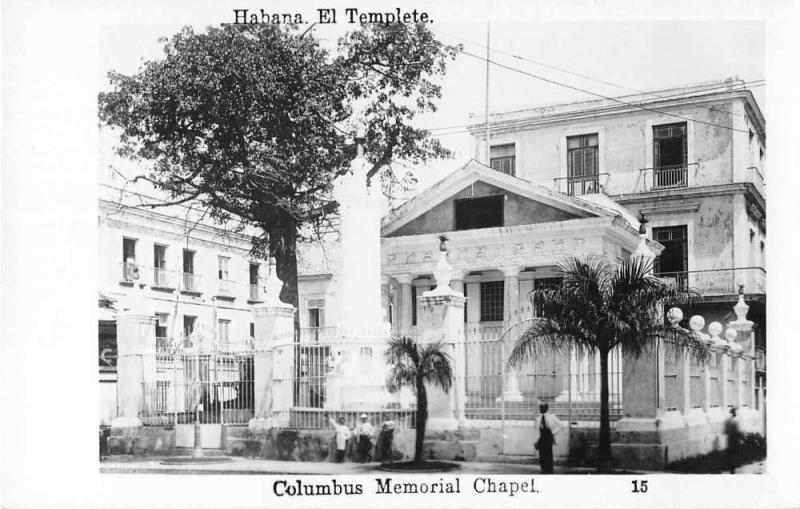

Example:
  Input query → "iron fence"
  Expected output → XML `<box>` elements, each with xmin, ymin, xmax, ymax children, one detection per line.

<box><xmin>461</xmin><ymin>319</ymin><xmax>623</xmax><ymax>426</ymax></box>
<box><xmin>140</xmin><ymin>338</ymin><xmax>254</xmax><ymax>426</ymax></box>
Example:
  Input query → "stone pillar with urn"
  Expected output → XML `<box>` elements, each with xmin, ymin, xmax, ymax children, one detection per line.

<box><xmin>417</xmin><ymin>235</ymin><xmax>466</xmax><ymax>430</ymax></box>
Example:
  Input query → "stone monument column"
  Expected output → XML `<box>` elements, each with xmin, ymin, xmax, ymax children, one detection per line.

<box><xmin>418</xmin><ymin>238</ymin><xmax>466</xmax><ymax>430</ymax></box>
<box><xmin>249</xmin><ymin>258</ymin><xmax>295</xmax><ymax>431</ymax></box>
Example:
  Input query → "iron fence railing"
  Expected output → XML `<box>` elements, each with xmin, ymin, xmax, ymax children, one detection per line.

<box><xmin>120</xmin><ymin>261</ymin><xmax>139</xmax><ymax>282</ymax></box>
<box><xmin>181</xmin><ymin>272</ymin><xmax>200</xmax><ymax>293</ymax></box>
<box><xmin>637</xmin><ymin>163</ymin><xmax>699</xmax><ymax>192</ymax></box>
<box><xmin>553</xmin><ymin>173</ymin><xmax>609</xmax><ymax>196</ymax></box>
<box><xmin>745</xmin><ymin>166</ymin><xmax>766</xmax><ymax>198</ymax></box>
<box><xmin>656</xmin><ymin>267</ymin><xmax>766</xmax><ymax>296</ymax></box>
<box><xmin>152</xmin><ymin>267</ymin><xmax>177</xmax><ymax>289</ymax></box>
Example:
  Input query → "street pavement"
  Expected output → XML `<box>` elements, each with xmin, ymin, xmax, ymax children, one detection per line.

<box><xmin>100</xmin><ymin>455</ymin><xmax>766</xmax><ymax>475</ymax></box>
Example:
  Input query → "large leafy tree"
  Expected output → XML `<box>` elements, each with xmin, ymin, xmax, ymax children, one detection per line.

<box><xmin>509</xmin><ymin>257</ymin><xmax>709</xmax><ymax>470</ymax></box>
<box><xmin>385</xmin><ymin>337</ymin><xmax>453</xmax><ymax>463</ymax></box>
<box><xmin>99</xmin><ymin>23</ymin><xmax>458</xmax><ymax>313</ymax></box>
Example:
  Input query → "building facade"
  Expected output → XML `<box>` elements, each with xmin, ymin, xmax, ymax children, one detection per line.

<box><xmin>381</xmin><ymin>78</ymin><xmax>765</xmax><ymax>368</ymax></box>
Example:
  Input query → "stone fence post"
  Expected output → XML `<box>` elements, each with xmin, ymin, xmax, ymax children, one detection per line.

<box><xmin>417</xmin><ymin>240</ymin><xmax>466</xmax><ymax>431</ymax></box>
<box><xmin>249</xmin><ymin>258</ymin><xmax>296</xmax><ymax>431</ymax></box>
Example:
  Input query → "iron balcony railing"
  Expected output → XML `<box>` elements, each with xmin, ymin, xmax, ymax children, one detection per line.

<box><xmin>637</xmin><ymin>163</ymin><xmax>699</xmax><ymax>192</ymax></box>
<box><xmin>656</xmin><ymin>266</ymin><xmax>766</xmax><ymax>296</ymax></box>
<box><xmin>120</xmin><ymin>261</ymin><xmax>139</xmax><ymax>282</ymax></box>
<box><xmin>249</xmin><ymin>283</ymin><xmax>261</xmax><ymax>301</ymax></box>
<box><xmin>553</xmin><ymin>173</ymin><xmax>609</xmax><ymax>196</ymax></box>
<box><xmin>745</xmin><ymin>166</ymin><xmax>766</xmax><ymax>198</ymax></box>
<box><xmin>181</xmin><ymin>272</ymin><xmax>200</xmax><ymax>293</ymax></box>
<box><xmin>152</xmin><ymin>267</ymin><xmax>178</xmax><ymax>289</ymax></box>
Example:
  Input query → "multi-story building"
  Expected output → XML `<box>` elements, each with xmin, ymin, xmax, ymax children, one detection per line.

<box><xmin>382</xmin><ymin>78</ymin><xmax>765</xmax><ymax>344</ymax></box>
<box><xmin>473</xmin><ymin>77</ymin><xmax>765</xmax><ymax>363</ymax></box>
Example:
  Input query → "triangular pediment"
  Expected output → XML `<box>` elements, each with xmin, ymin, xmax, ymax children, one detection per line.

<box><xmin>382</xmin><ymin>160</ymin><xmax>619</xmax><ymax>238</ymax></box>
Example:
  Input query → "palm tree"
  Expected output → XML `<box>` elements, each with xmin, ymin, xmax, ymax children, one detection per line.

<box><xmin>509</xmin><ymin>256</ymin><xmax>709</xmax><ymax>470</ymax></box>
<box><xmin>385</xmin><ymin>336</ymin><xmax>453</xmax><ymax>464</ymax></box>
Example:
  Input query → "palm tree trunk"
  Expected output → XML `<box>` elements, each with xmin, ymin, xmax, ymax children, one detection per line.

<box><xmin>598</xmin><ymin>348</ymin><xmax>612</xmax><ymax>470</ymax></box>
<box><xmin>414</xmin><ymin>379</ymin><xmax>428</xmax><ymax>464</ymax></box>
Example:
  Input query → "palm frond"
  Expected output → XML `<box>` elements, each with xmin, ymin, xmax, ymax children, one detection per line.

<box><xmin>419</xmin><ymin>342</ymin><xmax>453</xmax><ymax>393</ymax></box>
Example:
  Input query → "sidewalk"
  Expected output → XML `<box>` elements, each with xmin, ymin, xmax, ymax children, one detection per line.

<box><xmin>100</xmin><ymin>456</ymin><xmax>586</xmax><ymax>475</ymax></box>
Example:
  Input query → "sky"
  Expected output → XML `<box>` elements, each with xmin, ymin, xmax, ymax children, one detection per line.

<box><xmin>97</xmin><ymin>19</ymin><xmax>765</xmax><ymax>198</ymax></box>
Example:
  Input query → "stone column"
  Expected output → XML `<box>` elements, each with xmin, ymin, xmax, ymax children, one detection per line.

<box><xmin>418</xmin><ymin>246</ymin><xmax>466</xmax><ymax>430</ymax></box>
<box><xmin>501</xmin><ymin>265</ymin><xmax>520</xmax><ymax>327</ymax></box>
<box><xmin>381</xmin><ymin>275</ymin><xmax>392</xmax><ymax>325</ymax></box>
<box><xmin>249</xmin><ymin>258</ymin><xmax>296</xmax><ymax>431</ymax></box>
<box><xmin>396</xmin><ymin>273</ymin><xmax>414</xmax><ymax>336</ymax></box>
<box><xmin>112</xmin><ymin>310</ymin><xmax>157</xmax><ymax>429</ymax></box>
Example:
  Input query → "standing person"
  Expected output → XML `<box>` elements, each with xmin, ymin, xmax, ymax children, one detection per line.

<box><xmin>535</xmin><ymin>403</ymin><xmax>564</xmax><ymax>474</ymax></box>
<box><xmin>355</xmin><ymin>413</ymin><xmax>375</xmax><ymax>463</ymax></box>
<box><xmin>376</xmin><ymin>413</ymin><xmax>396</xmax><ymax>462</ymax></box>
<box><xmin>325</xmin><ymin>412</ymin><xmax>351</xmax><ymax>463</ymax></box>
<box><xmin>725</xmin><ymin>407</ymin><xmax>742</xmax><ymax>474</ymax></box>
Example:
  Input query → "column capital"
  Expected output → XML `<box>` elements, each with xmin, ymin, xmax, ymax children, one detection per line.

<box><xmin>500</xmin><ymin>265</ymin><xmax>522</xmax><ymax>278</ymax></box>
<box><xmin>395</xmin><ymin>273</ymin><xmax>414</xmax><ymax>285</ymax></box>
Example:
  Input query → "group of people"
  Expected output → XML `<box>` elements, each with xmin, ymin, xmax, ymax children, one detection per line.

<box><xmin>325</xmin><ymin>405</ymin><xmax>746</xmax><ymax>473</ymax></box>
<box><xmin>325</xmin><ymin>412</ymin><xmax>395</xmax><ymax>463</ymax></box>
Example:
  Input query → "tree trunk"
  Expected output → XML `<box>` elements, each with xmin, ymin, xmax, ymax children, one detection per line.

<box><xmin>598</xmin><ymin>347</ymin><xmax>612</xmax><ymax>470</ymax></box>
<box><xmin>414</xmin><ymin>378</ymin><xmax>428</xmax><ymax>464</ymax></box>
<box><xmin>268</xmin><ymin>222</ymin><xmax>300</xmax><ymax>334</ymax></box>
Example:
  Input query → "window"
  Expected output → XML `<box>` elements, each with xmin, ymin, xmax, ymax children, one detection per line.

<box><xmin>183</xmin><ymin>315</ymin><xmax>197</xmax><ymax>337</ymax></box>
<box><xmin>489</xmin><ymin>144</ymin><xmax>515</xmax><ymax>175</ymax></box>
<box><xmin>653</xmin><ymin>123</ymin><xmax>688</xmax><ymax>189</ymax></box>
<box><xmin>155</xmin><ymin>313</ymin><xmax>168</xmax><ymax>339</ymax></box>
<box><xmin>218</xmin><ymin>319</ymin><xmax>230</xmax><ymax>344</ymax></box>
<box><xmin>122</xmin><ymin>237</ymin><xmax>137</xmax><ymax>281</ymax></box>
<box><xmin>480</xmin><ymin>281</ymin><xmax>504</xmax><ymax>322</ymax></box>
<box><xmin>567</xmin><ymin>134</ymin><xmax>599</xmax><ymax>195</ymax></box>
<box><xmin>250</xmin><ymin>322</ymin><xmax>255</xmax><ymax>338</ymax></box>
<box><xmin>653</xmin><ymin>226</ymin><xmax>688</xmax><ymax>288</ymax></box>
<box><xmin>454</xmin><ymin>195</ymin><xmax>504</xmax><ymax>230</ymax></box>
<box><xmin>532</xmin><ymin>277</ymin><xmax>562</xmax><ymax>317</ymax></box>
<box><xmin>153</xmin><ymin>244</ymin><xmax>167</xmax><ymax>287</ymax></box>
<box><xmin>182</xmin><ymin>250</ymin><xmax>196</xmax><ymax>292</ymax></box>
<box><xmin>411</xmin><ymin>286</ymin><xmax>418</xmax><ymax>326</ymax></box>
<box><xmin>308</xmin><ymin>308</ymin><xmax>323</xmax><ymax>328</ymax></box>
<box><xmin>249</xmin><ymin>263</ymin><xmax>260</xmax><ymax>285</ymax></box>
<box><xmin>218</xmin><ymin>256</ymin><xmax>230</xmax><ymax>280</ymax></box>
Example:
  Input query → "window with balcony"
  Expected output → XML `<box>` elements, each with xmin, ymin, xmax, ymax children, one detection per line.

<box><xmin>122</xmin><ymin>237</ymin><xmax>137</xmax><ymax>281</ymax></box>
<box><xmin>490</xmin><ymin>144</ymin><xmax>515</xmax><ymax>176</ymax></box>
<box><xmin>155</xmin><ymin>313</ymin><xmax>168</xmax><ymax>351</ymax></box>
<box><xmin>182</xmin><ymin>250</ymin><xmax>198</xmax><ymax>292</ymax></box>
<box><xmin>249</xmin><ymin>263</ymin><xmax>260</xmax><ymax>301</ymax></box>
<box><xmin>153</xmin><ymin>244</ymin><xmax>170</xmax><ymax>288</ymax></box>
<box><xmin>567</xmin><ymin>134</ymin><xmax>599</xmax><ymax>195</ymax></box>
<box><xmin>454</xmin><ymin>195</ymin><xmax>504</xmax><ymax>230</ymax></box>
<box><xmin>480</xmin><ymin>280</ymin><xmax>504</xmax><ymax>322</ymax></box>
<box><xmin>653</xmin><ymin>225</ymin><xmax>688</xmax><ymax>288</ymax></box>
<box><xmin>653</xmin><ymin>123</ymin><xmax>688</xmax><ymax>189</ymax></box>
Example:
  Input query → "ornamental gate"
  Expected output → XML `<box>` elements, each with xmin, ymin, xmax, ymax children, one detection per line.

<box><xmin>140</xmin><ymin>335</ymin><xmax>254</xmax><ymax>449</ymax></box>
